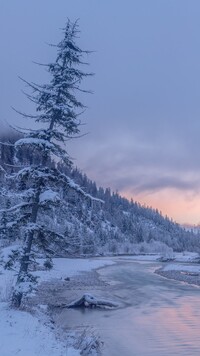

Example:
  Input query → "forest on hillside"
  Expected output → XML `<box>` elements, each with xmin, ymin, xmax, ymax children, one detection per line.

<box><xmin>0</xmin><ymin>20</ymin><xmax>200</xmax><ymax>307</ymax></box>
<box><xmin>0</xmin><ymin>129</ymin><xmax>199</xmax><ymax>259</ymax></box>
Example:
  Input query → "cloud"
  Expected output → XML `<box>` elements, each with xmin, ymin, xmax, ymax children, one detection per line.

<box><xmin>71</xmin><ymin>130</ymin><xmax>200</xmax><ymax>198</ymax></box>
<box><xmin>132</xmin><ymin>176</ymin><xmax>200</xmax><ymax>195</ymax></box>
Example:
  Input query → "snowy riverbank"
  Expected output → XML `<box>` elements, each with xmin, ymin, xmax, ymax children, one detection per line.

<box><xmin>0</xmin><ymin>257</ymin><xmax>115</xmax><ymax>356</ymax></box>
<box><xmin>156</xmin><ymin>260</ymin><xmax>200</xmax><ymax>287</ymax></box>
<box><xmin>116</xmin><ymin>252</ymin><xmax>200</xmax><ymax>287</ymax></box>
<box><xmin>1</xmin><ymin>252</ymin><xmax>200</xmax><ymax>355</ymax></box>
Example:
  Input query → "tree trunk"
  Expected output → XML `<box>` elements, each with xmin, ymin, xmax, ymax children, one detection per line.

<box><xmin>11</xmin><ymin>187</ymin><xmax>41</xmax><ymax>308</ymax></box>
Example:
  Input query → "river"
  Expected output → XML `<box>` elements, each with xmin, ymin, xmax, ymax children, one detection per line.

<box><xmin>54</xmin><ymin>259</ymin><xmax>200</xmax><ymax>355</ymax></box>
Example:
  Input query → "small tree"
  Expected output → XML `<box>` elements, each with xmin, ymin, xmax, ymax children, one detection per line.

<box><xmin>3</xmin><ymin>20</ymin><xmax>101</xmax><ymax>308</ymax></box>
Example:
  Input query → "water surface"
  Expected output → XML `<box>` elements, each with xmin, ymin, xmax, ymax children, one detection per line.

<box><xmin>55</xmin><ymin>260</ymin><xmax>200</xmax><ymax>355</ymax></box>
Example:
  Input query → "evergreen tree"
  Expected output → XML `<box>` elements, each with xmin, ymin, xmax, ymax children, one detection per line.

<box><xmin>4</xmin><ymin>20</ymin><xmax>100</xmax><ymax>308</ymax></box>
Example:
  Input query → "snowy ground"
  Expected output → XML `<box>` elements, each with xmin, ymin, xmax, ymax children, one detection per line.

<box><xmin>0</xmin><ymin>251</ymin><xmax>200</xmax><ymax>356</ymax></box>
<box><xmin>0</xmin><ymin>302</ymin><xmax>71</xmax><ymax>356</ymax></box>
<box><xmin>0</xmin><ymin>256</ymin><xmax>114</xmax><ymax>356</ymax></box>
<box><xmin>35</xmin><ymin>257</ymin><xmax>115</xmax><ymax>283</ymax></box>
<box><xmin>116</xmin><ymin>252</ymin><xmax>199</xmax><ymax>263</ymax></box>
<box><xmin>155</xmin><ymin>253</ymin><xmax>200</xmax><ymax>286</ymax></box>
<box><xmin>173</xmin><ymin>252</ymin><xmax>199</xmax><ymax>262</ymax></box>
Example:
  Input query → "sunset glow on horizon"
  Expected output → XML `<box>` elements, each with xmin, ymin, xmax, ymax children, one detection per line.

<box><xmin>121</xmin><ymin>188</ymin><xmax>200</xmax><ymax>225</ymax></box>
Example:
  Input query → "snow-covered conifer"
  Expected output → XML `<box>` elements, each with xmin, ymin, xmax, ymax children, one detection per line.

<box><xmin>4</xmin><ymin>20</ymin><xmax>99</xmax><ymax>308</ymax></box>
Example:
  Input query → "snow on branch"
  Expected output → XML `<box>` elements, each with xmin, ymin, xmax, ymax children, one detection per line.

<box><xmin>0</xmin><ymin>141</ymin><xmax>14</xmax><ymax>147</ymax></box>
<box><xmin>25</xmin><ymin>223</ymin><xmax>40</xmax><ymax>233</ymax></box>
<box><xmin>0</xmin><ymin>188</ymin><xmax>34</xmax><ymax>200</ymax></box>
<box><xmin>39</xmin><ymin>189</ymin><xmax>60</xmax><ymax>205</ymax></box>
<box><xmin>63</xmin><ymin>175</ymin><xmax>104</xmax><ymax>203</ymax></box>
<box><xmin>15</xmin><ymin>166</ymin><xmax>104</xmax><ymax>204</ymax></box>
<box><xmin>15</xmin><ymin>136</ymin><xmax>72</xmax><ymax>165</ymax></box>
<box><xmin>0</xmin><ymin>165</ymin><xmax>5</xmax><ymax>173</ymax></box>
<box><xmin>0</xmin><ymin>202</ymin><xmax>30</xmax><ymax>214</ymax></box>
<box><xmin>15</xmin><ymin>138</ymin><xmax>54</xmax><ymax>151</ymax></box>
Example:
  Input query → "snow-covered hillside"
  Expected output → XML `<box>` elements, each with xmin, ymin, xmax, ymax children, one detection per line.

<box><xmin>0</xmin><ymin>148</ymin><xmax>199</xmax><ymax>257</ymax></box>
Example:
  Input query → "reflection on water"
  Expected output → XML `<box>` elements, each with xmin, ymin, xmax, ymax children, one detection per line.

<box><xmin>129</xmin><ymin>297</ymin><xmax>200</xmax><ymax>355</ymax></box>
<box><xmin>55</xmin><ymin>261</ymin><xmax>200</xmax><ymax>355</ymax></box>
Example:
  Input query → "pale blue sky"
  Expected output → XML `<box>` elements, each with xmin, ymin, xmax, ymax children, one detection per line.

<box><xmin>1</xmin><ymin>0</ymin><xmax>200</xmax><ymax>223</ymax></box>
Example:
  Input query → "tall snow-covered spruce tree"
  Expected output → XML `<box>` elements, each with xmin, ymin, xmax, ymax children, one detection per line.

<box><xmin>4</xmin><ymin>20</ymin><xmax>100</xmax><ymax>308</ymax></box>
